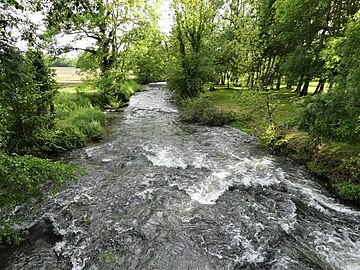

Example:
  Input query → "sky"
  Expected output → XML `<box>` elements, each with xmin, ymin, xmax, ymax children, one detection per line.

<box><xmin>159</xmin><ymin>0</ymin><xmax>174</xmax><ymax>34</ymax></box>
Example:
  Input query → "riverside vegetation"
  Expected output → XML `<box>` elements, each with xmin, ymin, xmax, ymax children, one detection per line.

<box><xmin>167</xmin><ymin>0</ymin><xmax>360</xmax><ymax>205</ymax></box>
<box><xmin>1</xmin><ymin>0</ymin><xmax>359</xmax><ymax>245</ymax></box>
<box><xmin>178</xmin><ymin>84</ymin><xmax>360</xmax><ymax>205</ymax></box>
<box><xmin>0</xmin><ymin>52</ymin><xmax>141</xmax><ymax>243</ymax></box>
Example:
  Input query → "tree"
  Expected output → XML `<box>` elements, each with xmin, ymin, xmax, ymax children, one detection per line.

<box><xmin>167</xmin><ymin>0</ymin><xmax>221</xmax><ymax>98</ymax></box>
<box><xmin>45</xmin><ymin>0</ymin><xmax>160</xmax><ymax>105</ymax></box>
<box><xmin>274</xmin><ymin>0</ymin><xmax>360</xmax><ymax>95</ymax></box>
<box><xmin>0</xmin><ymin>1</ymin><xmax>58</xmax><ymax>153</ymax></box>
<box><xmin>0</xmin><ymin>44</ymin><xmax>58</xmax><ymax>153</ymax></box>
<box><xmin>45</xmin><ymin>0</ymin><xmax>158</xmax><ymax>73</ymax></box>
<box><xmin>297</xmin><ymin>11</ymin><xmax>360</xmax><ymax>143</ymax></box>
<box><xmin>127</xmin><ymin>25</ymin><xmax>167</xmax><ymax>84</ymax></box>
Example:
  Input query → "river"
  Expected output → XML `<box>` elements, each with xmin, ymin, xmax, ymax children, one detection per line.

<box><xmin>1</xmin><ymin>84</ymin><xmax>360</xmax><ymax>270</ymax></box>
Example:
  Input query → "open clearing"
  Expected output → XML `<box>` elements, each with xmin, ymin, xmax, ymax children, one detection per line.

<box><xmin>52</xmin><ymin>67</ymin><xmax>84</xmax><ymax>88</ymax></box>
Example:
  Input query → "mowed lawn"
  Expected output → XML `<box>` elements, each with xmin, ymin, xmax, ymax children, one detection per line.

<box><xmin>204</xmin><ymin>81</ymin><xmax>326</xmax><ymax>126</ymax></box>
<box><xmin>52</xmin><ymin>67</ymin><xmax>84</xmax><ymax>88</ymax></box>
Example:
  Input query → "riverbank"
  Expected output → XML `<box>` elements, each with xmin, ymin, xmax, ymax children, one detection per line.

<box><xmin>202</xmin><ymin>85</ymin><xmax>360</xmax><ymax>205</ymax></box>
<box><xmin>0</xmin><ymin>79</ymin><xmax>142</xmax><ymax>244</ymax></box>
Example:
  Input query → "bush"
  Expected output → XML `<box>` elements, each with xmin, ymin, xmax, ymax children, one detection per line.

<box><xmin>179</xmin><ymin>95</ymin><xmax>235</xmax><ymax>126</ymax></box>
<box><xmin>341</xmin><ymin>154</ymin><xmax>360</xmax><ymax>183</ymax></box>
<box><xmin>0</xmin><ymin>46</ymin><xmax>58</xmax><ymax>154</ymax></box>
<box><xmin>296</xmin><ymin>90</ymin><xmax>359</xmax><ymax>143</ymax></box>
<box><xmin>95</xmin><ymin>70</ymin><xmax>142</xmax><ymax>109</ymax></box>
<box><xmin>0</xmin><ymin>153</ymin><xmax>80</xmax><ymax>243</ymax></box>
<box><xmin>38</xmin><ymin>124</ymin><xmax>86</xmax><ymax>152</ymax></box>
<box><xmin>333</xmin><ymin>182</ymin><xmax>360</xmax><ymax>201</ymax></box>
<box><xmin>259</xmin><ymin>124</ymin><xmax>284</xmax><ymax>150</ymax></box>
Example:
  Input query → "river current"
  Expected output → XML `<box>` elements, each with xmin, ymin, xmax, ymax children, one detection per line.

<box><xmin>1</xmin><ymin>84</ymin><xmax>360</xmax><ymax>270</ymax></box>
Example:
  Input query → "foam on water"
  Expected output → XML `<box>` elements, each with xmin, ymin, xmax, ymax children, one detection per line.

<box><xmin>310</xmin><ymin>229</ymin><xmax>360</xmax><ymax>270</ymax></box>
<box><xmin>144</xmin><ymin>145</ymin><xmax>188</xmax><ymax>169</ymax></box>
<box><xmin>185</xmin><ymin>171</ymin><xmax>232</xmax><ymax>204</ymax></box>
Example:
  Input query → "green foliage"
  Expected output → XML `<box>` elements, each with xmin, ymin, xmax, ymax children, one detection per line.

<box><xmin>179</xmin><ymin>95</ymin><xmax>235</xmax><ymax>126</ymax></box>
<box><xmin>36</xmin><ymin>91</ymin><xmax>105</xmax><ymax>153</ymax></box>
<box><xmin>341</xmin><ymin>154</ymin><xmax>360</xmax><ymax>183</ymax></box>
<box><xmin>259</xmin><ymin>124</ymin><xmax>284</xmax><ymax>150</ymax></box>
<box><xmin>296</xmin><ymin>10</ymin><xmax>360</xmax><ymax>144</ymax></box>
<box><xmin>167</xmin><ymin>0</ymin><xmax>219</xmax><ymax>99</ymax></box>
<box><xmin>296</xmin><ymin>91</ymin><xmax>359</xmax><ymax>143</ymax></box>
<box><xmin>128</xmin><ymin>27</ymin><xmax>167</xmax><ymax>84</ymax></box>
<box><xmin>235</xmin><ymin>88</ymin><xmax>274</xmax><ymax>128</ymax></box>
<box><xmin>333</xmin><ymin>183</ymin><xmax>360</xmax><ymax>201</ymax></box>
<box><xmin>49</xmin><ymin>57</ymin><xmax>77</xmax><ymax>67</ymax></box>
<box><xmin>0</xmin><ymin>153</ymin><xmax>80</xmax><ymax>243</ymax></box>
<box><xmin>95</xmin><ymin>71</ymin><xmax>141</xmax><ymax>109</ymax></box>
<box><xmin>44</xmin><ymin>0</ymin><xmax>158</xmax><ymax>75</ymax></box>
<box><xmin>76</xmin><ymin>52</ymin><xmax>99</xmax><ymax>74</ymax></box>
<box><xmin>0</xmin><ymin>45</ymin><xmax>58</xmax><ymax>154</ymax></box>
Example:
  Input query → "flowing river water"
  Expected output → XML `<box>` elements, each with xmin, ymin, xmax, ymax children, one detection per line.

<box><xmin>1</xmin><ymin>84</ymin><xmax>360</xmax><ymax>270</ymax></box>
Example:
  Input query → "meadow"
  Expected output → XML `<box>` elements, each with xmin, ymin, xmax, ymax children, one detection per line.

<box><xmin>52</xmin><ymin>67</ymin><xmax>84</xmax><ymax>88</ymax></box>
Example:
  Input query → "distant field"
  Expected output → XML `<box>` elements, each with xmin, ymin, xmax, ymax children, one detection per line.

<box><xmin>52</xmin><ymin>67</ymin><xmax>84</xmax><ymax>88</ymax></box>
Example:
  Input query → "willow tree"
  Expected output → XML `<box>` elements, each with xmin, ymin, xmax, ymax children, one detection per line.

<box><xmin>167</xmin><ymin>0</ymin><xmax>221</xmax><ymax>98</ymax></box>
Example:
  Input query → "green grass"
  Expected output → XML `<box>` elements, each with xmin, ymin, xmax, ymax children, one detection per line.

<box><xmin>37</xmin><ymin>84</ymin><xmax>105</xmax><ymax>153</ymax></box>
<box><xmin>204</xmin><ymin>84</ymin><xmax>298</xmax><ymax>129</ymax></box>
<box><xmin>202</xmin><ymin>82</ymin><xmax>360</xmax><ymax>204</ymax></box>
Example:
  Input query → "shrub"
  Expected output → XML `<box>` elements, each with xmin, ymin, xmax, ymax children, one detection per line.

<box><xmin>94</xmin><ymin>68</ymin><xmax>142</xmax><ymax>109</ymax></box>
<box><xmin>296</xmin><ymin>91</ymin><xmax>359</xmax><ymax>143</ymax></box>
<box><xmin>179</xmin><ymin>95</ymin><xmax>235</xmax><ymax>126</ymax></box>
<box><xmin>341</xmin><ymin>154</ymin><xmax>360</xmax><ymax>183</ymax></box>
<box><xmin>259</xmin><ymin>123</ymin><xmax>284</xmax><ymax>150</ymax></box>
<box><xmin>333</xmin><ymin>182</ymin><xmax>360</xmax><ymax>201</ymax></box>
<box><xmin>38</xmin><ymin>124</ymin><xmax>86</xmax><ymax>152</ymax></box>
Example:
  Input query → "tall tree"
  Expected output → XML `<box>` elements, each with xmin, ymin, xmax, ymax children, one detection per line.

<box><xmin>0</xmin><ymin>0</ymin><xmax>58</xmax><ymax>153</ymax></box>
<box><xmin>45</xmin><ymin>0</ymin><xmax>159</xmax><ymax>74</ymax></box>
<box><xmin>297</xmin><ymin>10</ymin><xmax>360</xmax><ymax>142</ymax></box>
<box><xmin>167</xmin><ymin>0</ymin><xmax>221</xmax><ymax>98</ymax></box>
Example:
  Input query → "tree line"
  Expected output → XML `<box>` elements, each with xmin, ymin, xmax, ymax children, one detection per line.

<box><xmin>1</xmin><ymin>0</ymin><xmax>359</xmax><ymax>147</ymax></box>
<box><xmin>167</xmin><ymin>0</ymin><xmax>360</xmax><ymax>143</ymax></box>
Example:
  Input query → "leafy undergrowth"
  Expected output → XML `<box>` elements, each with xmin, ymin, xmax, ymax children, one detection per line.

<box><xmin>248</xmin><ymin>119</ymin><xmax>360</xmax><ymax>204</ymax></box>
<box><xmin>0</xmin><ymin>153</ymin><xmax>82</xmax><ymax>244</ymax></box>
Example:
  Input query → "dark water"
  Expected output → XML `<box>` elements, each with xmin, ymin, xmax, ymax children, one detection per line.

<box><xmin>1</xmin><ymin>84</ymin><xmax>360</xmax><ymax>270</ymax></box>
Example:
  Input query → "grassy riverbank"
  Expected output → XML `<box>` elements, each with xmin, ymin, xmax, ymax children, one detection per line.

<box><xmin>0</xmin><ymin>82</ymin><xmax>103</xmax><ymax>243</ymax></box>
<box><xmin>0</xmin><ymin>69</ymin><xmax>143</xmax><ymax>244</ymax></box>
<box><xmin>201</xmin><ymin>84</ymin><xmax>360</xmax><ymax>205</ymax></box>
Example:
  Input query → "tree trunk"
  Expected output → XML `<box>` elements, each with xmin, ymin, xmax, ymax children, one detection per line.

<box><xmin>246</xmin><ymin>74</ymin><xmax>251</xmax><ymax>87</ymax></box>
<box><xmin>276</xmin><ymin>74</ymin><xmax>281</xmax><ymax>91</ymax></box>
<box><xmin>300</xmin><ymin>81</ymin><xmax>310</xmax><ymax>96</ymax></box>
<box><xmin>295</xmin><ymin>79</ymin><xmax>303</xmax><ymax>94</ymax></box>
<box><xmin>312</xmin><ymin>78</ymin><xmax>326</xmax><ymax>95</ymax></box>
<box><xmin>226</xmin><ymin>72</ymin><xmax>230</xmax><ymax>89</ymax></box>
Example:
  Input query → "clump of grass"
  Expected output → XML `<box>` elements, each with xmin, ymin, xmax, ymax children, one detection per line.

<box><xmin>179</xmin><ymin>95</ymin><xmax>236</xmax><ymax>126</ymax></box>
<box><xmin>37</xmin><ymin>90</ymin><xmax>105</xmax><ymax>153</ymax></box>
